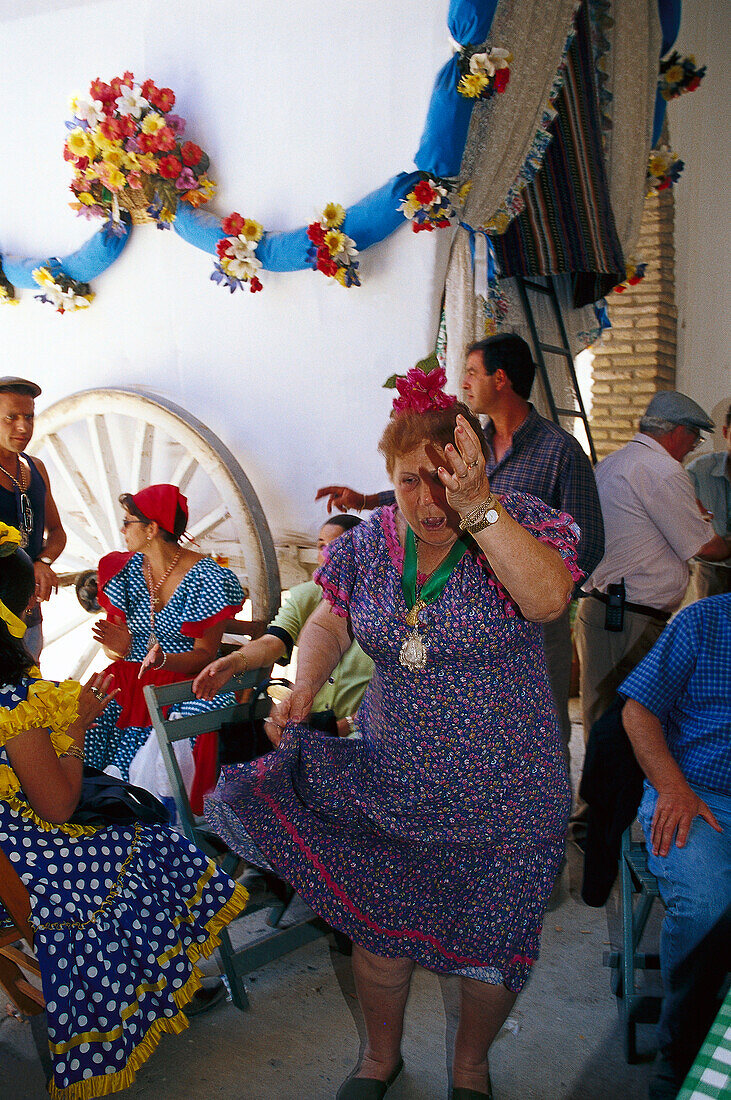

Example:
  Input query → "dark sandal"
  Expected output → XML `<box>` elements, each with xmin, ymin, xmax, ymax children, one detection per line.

<box><xmin>336</xmin><ymin>1057</ymin><xmax>404</xmax><ymax>1099</ymax></box>
<box><xmin>451</xmin><ymin>1072</ymin><xmax>494</xmax><ymax>1099</ymax></box>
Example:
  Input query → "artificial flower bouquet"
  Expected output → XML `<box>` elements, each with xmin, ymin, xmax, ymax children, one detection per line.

<box><xmin>65</xmin><ymin>73</ymin><xmax>216</xmax><ymax>231</ymax></box>
<box><xmin>306</xmin><ymin>203</ymin><xmax>360</xmax><ymax>286</ymax></box>
<box><xmin>457</xmin><ymin>45</ymin><xmax>512</xmax><ymax>100</ymax></box>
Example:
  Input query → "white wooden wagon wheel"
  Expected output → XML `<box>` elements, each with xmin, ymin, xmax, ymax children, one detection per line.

<box><xmin>28</xmin><ymin>387</ymin><xmax>281</xmax><ymax>682</ymax></box>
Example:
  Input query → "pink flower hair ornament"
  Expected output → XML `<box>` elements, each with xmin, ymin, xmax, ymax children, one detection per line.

<box><xmin>383</xmin><ymin>353</ymin><xmax>457</xmax><ymax>416</ymax></box>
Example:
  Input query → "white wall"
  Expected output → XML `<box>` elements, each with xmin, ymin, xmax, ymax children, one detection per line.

<box><xmin>672</xmin><ymin>0</ymin><xmax>731</xmax><ymax>443</ymax></box>
<box><xmin>0</xmin><ymin>0</ymin><xmax>453</xmax><ymax>541</ymax></box>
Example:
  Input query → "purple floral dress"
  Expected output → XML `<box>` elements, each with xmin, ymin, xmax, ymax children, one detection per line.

<box><xmin>206</xmin><ymin>497</ymin><xmax>581</xmax><ymax>991</ymax></box>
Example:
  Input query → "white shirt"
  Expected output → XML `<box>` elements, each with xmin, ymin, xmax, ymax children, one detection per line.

<box><xmin>585</xmin><ymin>433</ymin><xmax>712</xmax><ymax>610</ymax></box>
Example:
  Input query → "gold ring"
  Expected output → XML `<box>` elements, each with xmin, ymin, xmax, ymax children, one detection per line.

<box><xmin>89</xmin><ymin>687</ymin><xmax>105</xmax><ymax>701</ymax></box>
<box><xmin>467</xmin><ymin>460</ymin><xmax>479</xmax><ymax>469</ymax></box>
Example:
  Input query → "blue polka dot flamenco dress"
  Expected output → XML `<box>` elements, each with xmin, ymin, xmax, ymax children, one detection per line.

<box><xmin>0</xmin><ymin>674</ymin><xmax>248</xmax><ymax>1100</ymax></box>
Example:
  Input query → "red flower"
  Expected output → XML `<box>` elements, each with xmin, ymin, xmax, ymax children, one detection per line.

<box><xmin>150</xmin><ymin>87</ymin><xmax>175</xmax><ymax>113</ymax></box>
<box><xmin>154</xmin><ymin>126</ymin><xmax>177</xmax><ymax>152</ymax></box>
<box><xmin>90</xmin><ymin>78</ymin><xmax>114</xmax><ymax>105</ymax></box>
<box><xmin>658</xmin><ymin>178</ymin><xmax>671</xmax><ymax>191</ymax></box>
<box><xmin>628</xmin><ymin>275</ymin><xmax>642</xmax><ymax>285</ymax></box>
<box><xmin>414</xmin><ymin>179</ymin><xmax>437</xmax><ymax>205</ymax></box>
<box><xmin>63</xmin><ymin>145</ymin><xmax>75</xmax><ymax>162</ymax></box>
<box><xmin>137</xmin><ymin>133</ymin><xmax>159</xmax><ymax>154</ymax></box>
<box><xmin>614</xmin><ymin>284</ymin><xmax>626</xmax><ymax>293</ymax></box>
<box><xmin>307</xmin><ymin>221</ymin><xmax>326</xmax><ymax>246</ymax></box>
<box><xmin>121</xmin><ymin>70</ymin><xmax>135</xmax><ymax>86</ymax></box>
<box><xmin>687</xmin><ymin>75</ymin><xmax>701</xmax><ymax>92</ymax></box>
<box><xmin>117</xmin><ymin>115</ymin><xmax>137</xmax><ymax>139</ymax></box>
<box><xmin>221</xmin><ymin>212</ymin><xmax>245</xmax><ymax>236</ymax></box>
<box><xmin>434</xmin><ymin>217</ymin><xmax>452</xmax><ymax>228</ymax></box>
<box><xmin>413</xmin><ymin>222</ymin><xmax>434</xmax><ymax>233</ymax></box>
<box><xmin>316</xmin><ymin>249</ymin><xmax>338</xmax><ymax>277</ymax></box>
<box><xmin>181</xmin><ymin>141</ymin><xmax>203</xmax><ymax>167</ymax></box>
<box><xmin>100</xmin><ymin>117</ymin><xmax>123</xmax><ymax>142</ymax></box>
<box><xmin>216</xmin><ymin>238</ymin><xmax>233</xmax><ymax>258</ymax></box>
<box><xmin>109</xmin><ymin>77</ymin><xmax>123</xmax><ymax>99</ymax></box>
<box><xmin>141</xmin><ymin>79</ymin><xmax>158</xmax><ymax>101</ymax></box>
<box><xmin>75</xmin><ymin>157</ymin><xmax>89</xmax><ymax>173</ymax></box>
<box><xmin>392</xmin><ymin>366</ymin><xmax>455</xmax><ymax>415</ymax></box>
<box><xmin>249</xmin><ymin>277</ymin><xmax>263</xmax><ymax>293</ymax></box>
<box><xmin>158</xmin><ymin>155</ymin><xmax>182</xmax><ymax>179</ymax></box>
<box><xmin>494</xmin><ymin>67</ymin><xmax>510</xmax><ymax>94</ymax></box>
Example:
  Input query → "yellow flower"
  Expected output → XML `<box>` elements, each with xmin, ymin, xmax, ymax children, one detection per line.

<box><xmin>103</xmin><ymin>148</ymin><xmax>125</xmax><ymax>169</ymax></box>
<box><xmin>76</xmin><ymin>192</ymin><xmax>97</xmax><ymax>206</ymax></box>
<box><xmin>458</xmin><ymin>72</ymin><xmax>489</xmax><ymax>98</ymax></box>
<box><xmin>665</xmin><ymin>65</ymin><xmax>683</xmax><ymax>83</ymax></box>
<box><xmin>123</xmin><ymin>151</ymin><xmax>141</xmax><ymax>171</ymax></box>
<box><xmin>0</xmin><ymin>523</ymin><xmax>22</xmax><ymax>552</ymax></box>
<box><xmin>458</xmin><ymin>181</ymin><xmax>473</xmax><ymax>202</ymax></box>
<box><xmin>84</xmin><ymin>164</ymin><xmax>99</xmax><ymax>180</ymax></box>
<box><xmin>240</xmin><ymin>218</ymin><xmax>263</xmax><ymax>243</ymax></box>
<box><xmin>32</xmin><ymin>266</ymin><xmax>56</xmax><ymax>289</ymax></box>
<box><xmin>92</xmin><ymin>132</ymin><xmax>123</xmax><ymax>156</ymax></box>
<box><xmin>67</xmin><ymin>128</ymin><xmax>94</xmax><ymax>159</ymax></box>
<box><xmin>199</xmin><ymin>176</ymin><xmax>217</xmax><ymax>199</ymax></box>
<box><xmin>104</xmin><ymin>166</ymin><xmax>126</xmax><ymax>191</ymax></box>
<box><xmin>137</xmin><ymin>154</ymin><xmax>158</xmax><ymax>174</ymax></box>
<box><xmin>325</xmin><ymin>230</ymin><xmax>345</xmax><ymax>256</ymax></box>
<box><xmin>141</xmin><ymin>111</ymin><xmax>165</xmax><ymax>135</ymax></box>
<box><xmin>322</xmin><ymin>202</ymin><xmax>346</xmax><ymax>228</ymax></box>
<box><xmin>333</xmin><ymin>267</ymin><xmax>348</xmax><ymax>286</ymax></box>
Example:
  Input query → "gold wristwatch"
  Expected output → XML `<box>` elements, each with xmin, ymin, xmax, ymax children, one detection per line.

<box><xmin>458</xmin><ymin>494</ymin><xmax>501</xmax><ymax>533</ymax></box>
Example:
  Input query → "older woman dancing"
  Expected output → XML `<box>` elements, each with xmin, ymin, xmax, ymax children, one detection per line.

<box><xmin>206</xmin><ymin>368</ymin><xmax>581</xmax><ymax>1099</ymax></box>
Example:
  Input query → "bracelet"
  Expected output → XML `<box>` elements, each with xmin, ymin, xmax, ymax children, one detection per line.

<box><xmin>237</xmin><ymin>649</ymin><xmax>249</xmax><ymax>672</ymax></box>
<box><xmin>458</xmin><ymin>494</ymin><xmax>501</xmax><ymax>533</ymax></box>
<box><xmin>154</xmin><ymin>649</ymin><xmax>167</xmax><ymax>670</ymax></box>
<box><xmin>61</xmin><ymin>745</ymin><xmax>85</xmax><ymax>762</ymax></box>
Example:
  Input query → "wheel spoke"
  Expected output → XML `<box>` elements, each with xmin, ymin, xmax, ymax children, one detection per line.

<box><xmin>170</xmin><ymin>454</ymin><xmax>198</xmax><ymax>493</ymax></box>
<box><xmin>43</xmin><ymin>610</ymin><xmax>92</xmax><ymax>646</ymax></box>
<box><xmin>88</xmin><ymin>414</ymin><xmax>122</xmax><ymax>544</ymax></box>
<box><xmin>62</xmin><ymin>524</ymin><xmax>106</xmax><ymax>563</ymax></box>
<box><xmin>188</xmin><ymin>505</ymin><xmax>228</xmax><ymax>542</ymax></box>
<box><xmin>130</xmin><ymin>421</ymin><xmax>154</xmax><ymax>491</ymax></box>
<box><xmin>43</xmin><ymin>434</ymin><xmax>111</xmax><ymax>552</ymax></box>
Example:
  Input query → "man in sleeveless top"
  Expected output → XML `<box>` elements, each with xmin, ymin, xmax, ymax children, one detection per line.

<box><xmin>0</xmin><ymin>377</ymin><xmax>66</xmax><ymax>659</ymax></box>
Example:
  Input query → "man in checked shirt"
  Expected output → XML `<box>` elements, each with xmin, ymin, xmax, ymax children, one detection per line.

<box><xmin>316</xmin><ymin>334</ymin><xmax>605</xmax><ymax>783</ymax></box>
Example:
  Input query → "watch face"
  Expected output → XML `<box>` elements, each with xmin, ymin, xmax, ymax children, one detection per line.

<box><xmin>486</xmin><ymin>509</ymin><xmax>499</xmax><ymax>524</ymax></box>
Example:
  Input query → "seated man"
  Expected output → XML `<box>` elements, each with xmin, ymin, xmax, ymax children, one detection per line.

<box><xmin>620</xmin><ymin>594</ymin><xmax>731</xmax><ymax>1097</ymax></box>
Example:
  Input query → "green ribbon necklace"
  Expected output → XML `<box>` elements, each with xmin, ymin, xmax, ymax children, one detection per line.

<box><xmin>399</xmin><ymin>525</ymin><xmax>468</xmax><ymax>671</ymax></box>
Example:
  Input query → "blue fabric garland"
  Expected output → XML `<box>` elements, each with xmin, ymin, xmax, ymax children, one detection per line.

<box><xmin>652</xmin><ymin>0</ymin><xmax>682</xmax><ymax>147</ymax></box>
<box><xmin>0</xmin><ymin>0</ymin><xmax>679</xmax><ymax>294</ymax></box>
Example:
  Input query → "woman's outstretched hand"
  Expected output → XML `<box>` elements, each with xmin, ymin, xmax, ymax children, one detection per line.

<box><xmin>192</xmin><ymin>652</ymin><xmax>240</xmax><ymax>700</ymax></box>
<box><xmin>438</xmin><ymin>414</ymin><xmax>491</xmax><ymax>516</ymax></box>
<box><xmin>92</xmin><ymin>617</ymin><xmax>131</xmax><ymax>659</ymax></box>
<box><xmin>264</xmin><ymin>684</ymin><xmax>314</xmax><ymax>748</ymax></box>
<box><xmin>138</xmin><ymin>644</ymin><xmax>163</xmax><ymax>678</ymax></box>
<box><xmin>76</xmin><ymin>672</ymin><xmax>119</xmax><ymax>729</ymax></box>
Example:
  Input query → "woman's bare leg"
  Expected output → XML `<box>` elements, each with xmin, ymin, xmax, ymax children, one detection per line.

<box><xmin>350</xmin><ymin>944</ymin><xmax>414</xmax><ymax>1080</ymax></box>
<box><xmin>452</xmin><ymin>978</ymin><xmax>517</xmax><ymax>1093</ymax></box>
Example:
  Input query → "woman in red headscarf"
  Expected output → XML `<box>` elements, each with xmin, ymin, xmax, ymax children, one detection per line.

<box><xmin>85</xmin><ymin>484</ymin><xmax>245</xmax><ymax>796</ymax></box>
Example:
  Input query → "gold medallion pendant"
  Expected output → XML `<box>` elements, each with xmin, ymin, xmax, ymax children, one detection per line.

<box><xmin>399</xmin><ymin>599</ymin><xmax>428</xmax><ymax>671</ymax></box>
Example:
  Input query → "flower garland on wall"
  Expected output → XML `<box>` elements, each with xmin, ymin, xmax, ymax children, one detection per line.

<box><xmin>0</xmin><ymin>0</ymin><xmax>697</xmax><ymax>316</ymax></box>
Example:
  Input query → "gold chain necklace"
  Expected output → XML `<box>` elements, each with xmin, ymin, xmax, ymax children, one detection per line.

<box><xmin>0</xmin><ymin>456</ymin><xmax>34</xmax><ymax>548</ymax></box>
<box><xmin>143</xmin><ymin>548</ymin><xmax>183</xmax><ymax>650</ymax></box>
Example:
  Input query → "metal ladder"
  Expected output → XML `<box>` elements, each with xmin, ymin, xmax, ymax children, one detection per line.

<box><xmin>515</xmin><ymin>275</ymin><xmax>597</xmax><ymax>463</ymax></box>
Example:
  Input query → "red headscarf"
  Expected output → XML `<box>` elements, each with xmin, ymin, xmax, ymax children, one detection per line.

<box><xmin>131</xmin><ymin>484</ymin><xmax>188</xmax><ymax>536</ymax></box>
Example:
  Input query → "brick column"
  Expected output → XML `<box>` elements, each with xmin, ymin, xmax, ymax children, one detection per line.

<box><xmin>589</xmin><ymin>190</ymin><xmax>677</xmax><ymax>459</ymax></box>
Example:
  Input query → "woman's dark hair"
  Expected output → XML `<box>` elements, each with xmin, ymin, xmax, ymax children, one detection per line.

<box><xmin>378</xmin><ymin>401</ymin><xmax>490</xmax><ymax>477</ymax></box>
<box><xmin>119</xmin><ymin>493</ymin><xmax>187</xmax><ymax>543</ymax></box>
<box><xmin>0</xmin><ymin>549</ymin><xmax>36</xmax><ymax>681</ymax></box>
<box><xmin>323</xmin><ymin>515</ymin><xmax>362</xmax><ymax>533</ymax></box>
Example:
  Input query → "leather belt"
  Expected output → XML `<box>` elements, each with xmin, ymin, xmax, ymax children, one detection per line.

<box><xmin>580</xmin><ymin>589</ymin><xmax>671</xmax><ymax>623</ymax></box>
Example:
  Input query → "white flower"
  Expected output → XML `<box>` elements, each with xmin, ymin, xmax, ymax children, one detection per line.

<box><xmin>469</xmin><ymin>52</ymin><xmax>496</xmax><ymax>78</ymax></box>
<box><xmin>71</xmin><ymin>96</ymin><xmax>105</xmax><ymax>127</ymax></box>
<box><xmin>117</xmin><ymin>84</ymin><xmax>148</xmax><ymax>119</ymax></box>
<box><xmin>488</xmin><ymin>47</ymin><xmax>512</xmax><ymax>68</ymax></box>
<box><xmin>398</xmin><ymin>196</ymin><xmax>420</xmax><ymax>220</ymax></box>
<box><xmin>335</xmin><ymin>234</ymin><xmax>359</xmax><ymax>262</ymax></box>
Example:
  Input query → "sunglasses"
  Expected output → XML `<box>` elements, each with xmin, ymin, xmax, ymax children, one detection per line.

<box><xmin>121</xmin><ymin>518</ymin><xmax>145</xmax><ymax>529</ymax></box>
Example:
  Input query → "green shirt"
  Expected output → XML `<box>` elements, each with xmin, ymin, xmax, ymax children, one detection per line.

<box><xmin>268</xmin><ymin>580</ymin><xmax>373</xmax><ymax>718</ymax></box>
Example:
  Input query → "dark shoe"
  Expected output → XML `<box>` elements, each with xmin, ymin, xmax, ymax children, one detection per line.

<box><xmin>451</xmin><ymin>1073</ymin><xmax>494</xmax><ymax>1099</ymax></box>
<box><xmin>182</xmin><ymin>977</ymin><xmax>227</xmax><ymax>1017</ymax></box>
<box><xmin>336</xmin><ymin>1057</ymin><xmax>404</xmax><ymax>1099</ymax></box>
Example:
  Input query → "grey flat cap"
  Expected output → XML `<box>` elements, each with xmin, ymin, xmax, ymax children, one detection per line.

<box><xmin>644</xmin><ymin>390</ymin><xmax>714</xmax><ymax>432</ymax></box>
<box><xmin>0</xmin><ymin>376</ymin><xmax>42</xmax><ymax>397</ymax></box>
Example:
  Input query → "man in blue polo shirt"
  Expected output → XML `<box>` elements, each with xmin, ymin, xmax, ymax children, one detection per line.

<box><xmin>621</xmin><ymin>594</ymin><xmax>731</xmax><ymax>1096</ymax></box>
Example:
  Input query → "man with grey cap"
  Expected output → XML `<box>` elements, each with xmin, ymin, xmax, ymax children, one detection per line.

<box><xmin>0</xmin><ymin>377</ymin><xmax>66</xmax><ymax>660</ymax></box>
<box><xmin>571</xmin><ymin>391</ymin><xmax>730</xmax><ymax>846</ymax></box>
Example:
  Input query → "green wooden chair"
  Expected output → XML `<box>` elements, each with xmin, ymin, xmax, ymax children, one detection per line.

<box><xmin>143</xmin><ymin>671</ymin><xmax>327</xmax><ymax>1011</ymax></box>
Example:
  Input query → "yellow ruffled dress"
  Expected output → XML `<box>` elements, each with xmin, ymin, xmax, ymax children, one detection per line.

<box><xmin>0</xmin><ymin>674</ymin><xmax>247</xmax><ymax>1099</ymax></box>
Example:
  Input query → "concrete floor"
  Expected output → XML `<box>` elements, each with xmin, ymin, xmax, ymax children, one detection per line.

<box><xmin>1</xmin><ymin>704</ymin><xmax>662</xmax><ymax>1100</ymax></box>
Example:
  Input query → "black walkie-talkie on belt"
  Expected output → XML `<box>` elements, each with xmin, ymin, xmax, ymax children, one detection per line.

<box><xmin>604</xmin><ymin>578</ymin><xmax>625</xmax><ymax>632</ymax></box>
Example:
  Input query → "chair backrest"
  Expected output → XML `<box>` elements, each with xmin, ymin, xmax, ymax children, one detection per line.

<box><xmin>143</xmin><ymin>669</ymin><xmax>270</xmax><ymax>848</ymax></box>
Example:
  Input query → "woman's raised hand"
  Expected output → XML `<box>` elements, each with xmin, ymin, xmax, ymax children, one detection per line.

<box><xmin>438</xmin><ymin>414</ymin><xmax>491</xmax><ymax>516</ymax></box>
<box><xmin>92</xmin><ymin>617</ymin><xmax>131</xmax><ymax>659</ymax></box>
<box><xmin>192</xmin><ymin>652</ymin><xmax>240</xmax><ymax>700</ymax></box>
<box><xmin>76</xmin><ymin>673</ymin><xmax>119</xmax><ymax>728</ymax></box>
<box><xmin>264</xmin><ymin>683</ymin><xmax>314</xmax><ymax>748</ymax></box>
